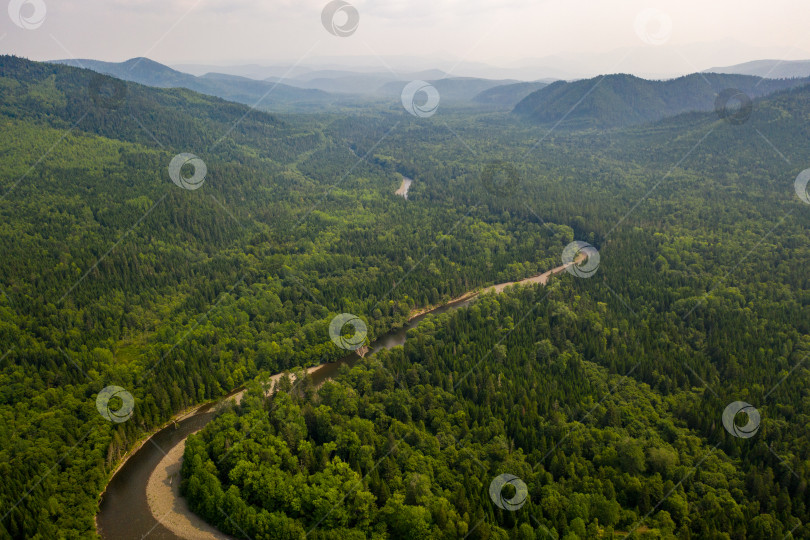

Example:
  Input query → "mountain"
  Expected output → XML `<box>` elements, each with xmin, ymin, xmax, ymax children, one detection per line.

<box><xmin>378</xmin><ymin>77</ymin><xmax>519</xmax><ymax>103</ymax></box>
<box><xmin>199</xmin><ymin>71</ymin><xmax>263</xmax><ymax>83</ymax></box>
<box><xmin>51</xmin><ymin>57</ymin><xmax>188</xmax><ymax>86</ymax></box>
<box><xmin>171</xmin><ymin>45</ymin><xmax>810</xmax><ymax>82</ymax></box>
<box><xmin>290</xmin><ymin>69</ymin><xmax>449</xmax><ymax>82</ymax></box>
<box><xmin>50</xmin><ymin>57</ymin><xmax>333</xmax><ymax>109</ymax></box>
<box><xmin>172</xmin><ymin>62</ymin><xmax>316</xmax><ymax>79</ymax></box>
<box><xmin>264</xmin><ymin>69</ymin><xmax>450</xmax><ymax>96</ymax></box>
<box><xmin>472</xmin><ymin>80</ymin><xmax>550</xmax><ymax>108</ymax></box>
<box><xmin>513</xmin><ymin>72</ymin><xmax>810</xmax><ymax>128</ymax></box>
<box><xmin>704</xmin><ymin>59</ymin><xmax>810</xmax><ymax>79</ymax></box>
<box><xmin>174</xmin><ymin>57</ymin><xmax>564</xmax><ymax>81</ymax></box>
<box><xmin>58</xmin><ymin>57</ymin><xmax>534</xmax><ymax>105</ymax></box>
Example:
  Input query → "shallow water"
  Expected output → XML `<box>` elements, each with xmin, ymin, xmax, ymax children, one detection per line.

<box><xmin>395</xmin><ymin>177</ymin><xmax>413</xmax><ymax>199</ymax></box>
<box><xmin>96</xmin><ymin>295</ymin><xmax>473</xmax><ymax>539</ymax></box>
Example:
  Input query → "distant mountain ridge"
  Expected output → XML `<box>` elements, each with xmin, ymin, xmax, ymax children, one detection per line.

<box><xmin>50</xmin><ymin>57</ymin><xmax>333</xmax><ymax>109</ymax></box>
<box><xmin>268</xmin><ymin>70</ymin><xmax>450</xmax><ymax>95</ymax></box>
<box><xmin>704</xmin><ymin>59</ymin><xmax>810</xmax><ymax>79</ymax></box>
<box><xmin>47</xmin><ymin>57</ymin><xmax>810</xmax><ymax>119</ymax></box>
<box><xmin>513</xmin><ymin>72</ymin><xmax>810</xmax><ymax>129</ymax></box>
<box><xmin>377</xmin><ymin>77</ymin><xmax>520</xmax><ymax>102</ymax></box>
<box><xmin>472</xmin><ymin>81</ymin><xmax>551</xmax><ymax>108</ymax></box>
<box><xmin>49</xmin><ymin>58</ymin><xmax>505</xmax><ymax>105</ymax></box>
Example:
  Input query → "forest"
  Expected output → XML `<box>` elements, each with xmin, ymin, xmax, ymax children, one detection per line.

<box><xmin>0</xmin><ymin>55</ymin><xmax>809</xmax><ymax>538</ymax></box>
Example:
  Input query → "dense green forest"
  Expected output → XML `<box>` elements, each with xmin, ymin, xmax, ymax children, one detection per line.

<box><xmin>1</xmin><ymin>54</ymin><xmax>810</xmax><ymax>539</ymax></box>
<box><xmin>184</xmin><ymin>281</ymin><xmax>807</xmax><ymax>539</ymax></box>
<box><xmin>180</xmin><ymin>77</ymin><xmax>810</xmax><ymax>537</ymax></box>
<box><xmin>0</xmin><ymin>56</ymin><xmax>569</xmax><ymax>538</ymax></box>
<box><xmin>512</xmin><ymin>72</ymin><xmax>810</xmax><ymax>128</ymax></box>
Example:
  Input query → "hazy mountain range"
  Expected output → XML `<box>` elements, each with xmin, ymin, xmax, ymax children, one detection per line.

<box><xmin>513</xmin><ymin>72</ymin><xmax>810</xmax><ymax>128</ymax></box>
<box><xmin>51</xmin><ymin>57</ymin><xmax>334</xmax><ymax>111</ymax></box>
<box><xmin>50</xmin><ymin>57</ymin><xmax>545</xmax><ymax>108</ymax></box>
<box><xmin>704</xmin><ymin>59</ymin><xmax>810</xmax><ymax>79</ymax></box>
<box><xmin>172</xmin><ymin>39</ymin><xmax>810</xmax><ymax>80</ymax></box>
<box><xmin>48</xmin><ymin>55</ymin><xmax>810</xmax><ymax>125</ymax></box>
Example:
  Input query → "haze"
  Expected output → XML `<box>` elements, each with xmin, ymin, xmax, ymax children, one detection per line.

<box><xmin>3</xmin><ymin>0</ymin><xmax>810</xmax><ymax>79</ymax></box>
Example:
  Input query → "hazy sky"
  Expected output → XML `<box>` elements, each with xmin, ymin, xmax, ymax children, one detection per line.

<box><xmin>3</xmin><ymin>0</ymin><xmax>810</xmax><ymax>77</ymax></box>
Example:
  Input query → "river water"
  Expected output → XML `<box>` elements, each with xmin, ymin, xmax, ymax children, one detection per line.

<box><xmin>395</xmin><ymin>177</ymin><xmax>412</xmax><ymax>200</ymax></box>
<box><xmin>96</xmin><ymin>295</ymin><xmax>474</xmax><ymax>539</ymax></box>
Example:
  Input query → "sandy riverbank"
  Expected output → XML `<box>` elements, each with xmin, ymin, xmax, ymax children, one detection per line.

<box><xmin>143</xmin><ymin>363</ymin><xmax>329</xmax><ymax>540</ymax></box>
<box><xmin>106</xmin><ymin>256</ymin><xmax>586</xmax><ymax>539</ymax></box>
<box><xmin>407</xmin><ymin>260</ymin><xmax>575</xmax><ymax>321</ymax></box>
<box><xmin>395</xmin><ymin>176</ymin><xmax>412</xmax><ymax>199</ymax></box>
<box><xmin>146</xmin><ymin>432</ymin><xmax>232</xmax><ymax>540</ymax></box>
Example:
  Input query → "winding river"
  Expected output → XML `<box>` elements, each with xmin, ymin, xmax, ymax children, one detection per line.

<box><xmin>96</xmin><ymin>261</ymin><xmax>575</xmax><ymax>539</ymax></box>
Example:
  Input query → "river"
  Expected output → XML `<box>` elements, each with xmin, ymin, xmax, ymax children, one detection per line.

<box><xmin>96</xmin><ymin>261</ymin><xmax>574</xmax><ymax>539</ymax></box>
<box><xmin>95</xmin><ymin>298</ymin><xmax>474</xmax><ymax>539</ymax></box>
<box><xmin>395</xmin><ymin>177</ymin><xmax>412</xmax><ymax>200</ymax></box>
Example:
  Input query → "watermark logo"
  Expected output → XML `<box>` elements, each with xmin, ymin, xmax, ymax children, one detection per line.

<box><xmin>794</xmin><ymin>168</ymin><xmax>810</xmax><ymax>204</ymax></box>
<box><xmin>722</xmin><ymin>401</ymin><xmax>760</xmax><ymax>438</ymax></box>
<box><xmin>169</xmin><ymin>153</ymin><xmax>207</xmax><ymax>190</ymax></box>
<box><xmin>489</xmin><ymin>474</ymin><xmax>528</xmax><ymax>511</ymax></box>
<box><xmin>8</xmin><ymin>0</ymin><xmax>46</xmax><ymax>29</ymax></box>
<box><xmin>329</xmin><ymin>313</ymin><xmax>367</xmax><ymax>351</ymax></box>
<box><xmin>715</xmin><ymin>89</ymin><xmax>752</xmax><ymax>125</ymax></box>
<box><xmin>89</xmin><ymin>74</ymin><xmax>127</xmax><ymax>110</ymax></box>
<box><xmin>634</xmin><ymin>8</ymin><xmax>672</xmax><ymax>46</ymax></box>
<box><xmin>401</xmin><ymin>80</ymin><xmax>440</xmax><ymax>118</ymax></box>
<box><xmin>562</xmin><ymin>241</ymin><xmax>600</xmax><ymax>278</ymax></box>
<box><xmin>480</xmin><ymin>160</ymin><xmax>520</xmax><ymax>197</ymax></box>
<box><xmin>321</xmin><ymin>0</ymin><xmax>359</xmax><ymax>37</ymax></box>
<box><xmin>96</xmin><ymin>385</ymin><xmax>134</xmax><ymax>423</ymax></box>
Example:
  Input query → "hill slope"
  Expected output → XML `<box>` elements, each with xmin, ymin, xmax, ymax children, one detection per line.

<box><xmin>51</xmin><ymin>57</ymin><xmax>333</xmax><ymax>109</ymax></box>
<box><xmin>267</xmin><ymin>69</ymin><xmax>449</xmax><ymax>95</ymax></box>
<box><xmin>378</xmin><ymin>77</ymin><xmax>518</xmax><ymax>102</ymax></box>
<box><xmin>471</xmin><ymin>80</ymin><xmax>550</xmax><ymax>108</ymax></box>
<box><xmin>3</xmin><ymin>54</ymin><xmax>810</xmax><ymax>540</ymax></box>
<box><xmin>513</xmin><ymin>72</ymin><xmax>810</xmax><ymax>128</ymax></box>
<box><xmin>0</xmin><ymin>55</ymin><xmax>569</xmax><ymax>538</ymax></box>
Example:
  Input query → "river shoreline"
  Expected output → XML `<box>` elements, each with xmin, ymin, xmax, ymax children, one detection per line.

<box><xmin>102</xmin><ymin>396</ymin><xmax>224</xmax><ymax>482</ymax></box>
<box><xmin>97</xmin><ymin>258</ymin><xmax>580</xmax><ymax>539</ymax></box>
<box><xmin>93</xmin><ymin>389</ymin><xmax>240</xmax><ymax>533</ymax></box>
<box><xmin>146</xmin><ymin>430</ymin><xmax>230</xmax><ymax>540</ymax></box>
<box><xmin>142</xmin><ymin>365</ymin><xmax>334</xmax><ymax>540</ymax></box>
<box><xmin>395</xmin><ymin>176</ymin><xmax>412</xmax><ymax>199</ymax></box>
<box><xmin>406</xmin><ymin>260</ymin><xmax>574</xmax><ymax>321</ymax></box>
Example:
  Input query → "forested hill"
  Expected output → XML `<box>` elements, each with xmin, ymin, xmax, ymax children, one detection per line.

<box><xmin>377</xmin><ymin>77</ymin><xmax>519</xmax><ymax>102</ymax></box>
<box><xmin>513</xmin><ymin>72</ymin><xmax>810</xmax><ymax>129</ymax></box>
<box><xmin>51</xmin><ymin>57</ymin><xmax>334</xmax><ymax>109</ymax></box>
<box><xmin>182</xmin><ymin>72</ymin><xmax>810</xmax><ymax>538</ymax></box>
<box><xmin>0</xmin><ymin>55</ymin><xmax>569</xmax><ymax>538</ymax></box>
<box><xmin>471</xmin><ymin>81</ymin><xmax>550</xmax><ymax>109</ymax></box>
<box><xmin>3</xmin><ymin>52</ymin><xmax>810</xmax><ymax>539</ymax></box>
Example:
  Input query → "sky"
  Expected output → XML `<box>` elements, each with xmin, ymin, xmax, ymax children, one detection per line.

<box><xmin>3</xmin><ymin>0</ymin><xmax>810</xmax><ymax>78</ymax></box>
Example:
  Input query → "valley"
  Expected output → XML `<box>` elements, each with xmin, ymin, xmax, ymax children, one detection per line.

<box><xmin>98</xmin><ymin>259</ymin><xmax>577</xmax><ymax>540</ymax></box>
<box><xmin>1</xmin><ymin>13</ymin><xmax>810</xmax><ymax>538</ymax></box>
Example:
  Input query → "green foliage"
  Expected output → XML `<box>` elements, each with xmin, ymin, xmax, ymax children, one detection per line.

<box><xmin>0</xmin><ymin>56</ymin><xmax>564</xmax><ymax>538</ymax></box>
<box><xmin>2</xmin><ymin>53</ymin><xmax>810</xmax><ymax>540</ymax></box>
<box><xmin>513</xmin><ymin>72</ymin><xmax>810</xmax><ymax>128</ymax></box>
<box><xmin>185</xmin><ymin>270</ymin><xmax>809</xmax><ymax>538</ymax></box>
